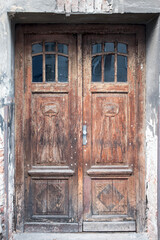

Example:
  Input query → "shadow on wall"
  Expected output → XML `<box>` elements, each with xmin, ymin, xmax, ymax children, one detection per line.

<box><xmin>0</xmin><ymin>216</ymin><xmax>2</xmax><ymax>240</ymax></box>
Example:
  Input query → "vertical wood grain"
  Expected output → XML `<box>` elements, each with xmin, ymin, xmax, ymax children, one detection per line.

<box><xmin>15</xmin><ymin>25</ymin><xmax>25</xmax><ymax>231</ymax></box>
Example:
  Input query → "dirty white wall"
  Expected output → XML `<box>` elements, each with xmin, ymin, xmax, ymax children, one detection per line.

<box><xmin>146</xmin><ymin>17</ymin><xmax>160</xmax><ymax>240</ymax></box>
<box><xmin>0</xmin><ymin>1</ymin><xmax>160</xmax><ymax>239</ymax></box>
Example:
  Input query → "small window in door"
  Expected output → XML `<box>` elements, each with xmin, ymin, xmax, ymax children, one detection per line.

<box><xmin>32</xmin><ymin>42</ymin><xmax>68</xmax><ymax>83</ymax></box>
<box><xmin>92</xmin><ymin>42</ymin><xmax>128</xmax><ymax>83</ymax></box>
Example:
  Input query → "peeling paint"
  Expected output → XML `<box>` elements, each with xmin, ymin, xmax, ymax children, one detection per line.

<box><xmin>10</xmin><ymin>5</ymin><xmax>24</xmax><ymax>12</ymax></box>
<box><xmin>0</xmin><ymin>115</ymin><xmax>4</xmax><ymax>132</ymax></box>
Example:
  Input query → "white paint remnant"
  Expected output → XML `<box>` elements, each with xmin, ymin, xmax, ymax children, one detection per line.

<box><xmin>146</xmin><ymin>117</ymin><xmax>158</xmax><ymax>240</ymax></box>
<box><xmin>141</xmin><ymin>63</ymin><xmax>144</xmax><ymax>69</ymax></box>
<box><xmin>159</xmin><ymin>74</ymin><xmax>160</xmax><ymax>98</ymax></box>
<box><xmin>95</xmin><ymin>0</ymin><xmax>102</xmax><ymax>11</ymax></box>
<box><xmin>102</xmin><ymin>0</ymin><xmax>113</xmax><ymax>12</ymax></box>
<box><xmin>0</xmin><ymin>108</ymin><xmax>4</xmax><ymax>237</ymax></box>
<box><xmin>86</xmin><ymin>0</ymin><xmax>94</xmax><ymax>12</ymax></box>
<box><xmin>10</xmin><ymin>5</ymin><xmax>24</xmax><ymax>12</ymax></box>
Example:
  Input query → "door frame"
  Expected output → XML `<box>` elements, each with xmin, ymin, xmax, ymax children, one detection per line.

<box><xmin>15</xmin><ymin>24</ymin><xmax>145</xmax><ymax>232</ymax></box>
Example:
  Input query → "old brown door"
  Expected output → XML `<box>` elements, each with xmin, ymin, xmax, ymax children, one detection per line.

<box><xmin>15</xmin><ymin>26</ymin><xmax>145</xmax><ymax>233</ymax></box>
<box><xmin>22</xmin><ymin>34</ymin><xmax>79</xmax><ymax>232</ymax></box>
<box><xmin>82</xmin><ymin>34</ymin><xmax>137</xmax><ymax>231</ymax></box>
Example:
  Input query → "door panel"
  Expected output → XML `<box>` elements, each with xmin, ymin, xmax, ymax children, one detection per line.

<box><xmin>32</xmin><ymin>179</ymin><xmax>69</xmax><ymax>216</ymax></box>
<box><xmin>24</xmin><ymin>34</ymin><xmax>78</xmax><ymax>232</ymax></box>
<box><xmin>91</xmin><ymin>93</ymin><xmax>127</xmax><ymax>164</ymax></box>
<box><xmin>83</xmin><ymin>34</ymin><xmax>136</xmax><ymax>231</ymax></box>
<box><xmin>91</xmin><ymin>179</ymin><xmax>128</xmax><ymax>215</ymax></box>
<box><xmin>31</xmin><ymin>94</ymin><xmax>69</xmax><ymax>165</ymax></box>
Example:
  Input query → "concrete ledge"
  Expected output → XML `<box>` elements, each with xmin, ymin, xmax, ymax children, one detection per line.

<box><xmin>13</xmin><ymin>233</ymin><xmax>149</xmax><ymax>240</ymax></box>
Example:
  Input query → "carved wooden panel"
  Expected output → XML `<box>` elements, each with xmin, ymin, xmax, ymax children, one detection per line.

<box><xmin>92</xmin><ymin>93</ymin><xmax>127</xmax><ymax>164</ymax></box>
<box><xmin>33</xmin><ymin>180</ymin><xmax>47</xmax><ymax>214</ymax></box>
<box><xmin>31</xmin><ymin>93</ymin><xmax>69</xmax><ymax>165</ymax></box>
<box><xmin>92</xmin><ymin>179</ymin><xmax>127</xmax><ymax>215</ymax></box>
<box><xmin>33</xmin><ymin>179</ymin><xmax>68</xmax><ymax>216</ymax></box>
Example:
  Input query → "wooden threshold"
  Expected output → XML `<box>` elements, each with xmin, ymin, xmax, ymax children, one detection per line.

<box><xmin>83</xmin><ymin>221</ymin><xmax>136</xmax><ymax>232</ymax></box>
<box><xmin>24</xmin><ymin>222</ymin><xmax>79</xmax><ymax>233</ymax></box>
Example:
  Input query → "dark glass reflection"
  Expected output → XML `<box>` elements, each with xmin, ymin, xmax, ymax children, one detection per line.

<box><xmin>92</xmin><ymin>56</ymin><xmax>102</xmax><ymax>82</ymax></box>
<box><xmin>32</xmin><ymin>55</ymin><xmax>43</xmax><ymax>82</ymax></box>
<box><xmin>104</xmin><ymin>43</ymin><xmax>114</xmax><ymax>52</ymax></box>
<box><xmin>117</xmin><ymin>55</ymin><xmax>127</xmax><ymax>82</ymax></box>
<box><xmin>32</xmin><ymin>43</ymin><xmax>43</xmax><ymax>54</ymax></box>
<box><xmin>45</xmin><ymin>42</ymin><xmax>55</xmax><ymax>52</ymax></box>
<box><xmin>104</xmin><ymin>55</ymin><xmax>115</xmax><ymax>82</ymax></box>
<box><xmin>58</xmin><ymin>44</ymin><xmax>68</xmax><ymax>55</ymax></box>
<box><xmin>92</xmin><ymin>44</ymin><xmax>102</xmax><ymax>54</ymax></box>
<box><xmin>58</xmin><ymin>56</ymin><xmax>68</xmax><ymax>82</ymax></box>
<box><xmin>45</xmin><ymin>55</ymin><xmax>55</xmax><ymax>82</ymax></box>
<box><xmin>118</xmin><ymin>43</ymin><xmax>127</xmax><ymax>54</ymax></box>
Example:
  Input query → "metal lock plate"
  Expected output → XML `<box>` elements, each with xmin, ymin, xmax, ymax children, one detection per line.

<box><xmin>83</xmin><ymin>125</ymin><xmax>87</xmax><ymax>145</ymax></box>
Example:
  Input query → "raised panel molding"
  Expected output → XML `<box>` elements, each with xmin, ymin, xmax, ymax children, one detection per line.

<box><xmin>28</xmin><ymin>166</ymin><xmax>74</xmax><ymax>177</ymax></box>
<box><xmin>87</xmin><ymin>165</ymin><xmax>133</xmax><ymax>177</ymax></box>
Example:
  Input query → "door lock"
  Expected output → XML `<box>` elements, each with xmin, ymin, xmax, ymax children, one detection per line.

<box><xmin>83</xmin><ymin>125</ymin><xmax>87</xmax><ymax>145</ymax></box>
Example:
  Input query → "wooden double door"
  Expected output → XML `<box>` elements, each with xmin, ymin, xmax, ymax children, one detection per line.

<box><xmin>15</xmin><ymin>26</ymin><xmax>145</xmax><ymax>233</ymax></box>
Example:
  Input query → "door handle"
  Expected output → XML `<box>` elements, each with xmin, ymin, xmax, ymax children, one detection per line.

<box><xmin>83</xmin><ymin>125</ymin><xmax>87</xmax><ymax>145</ymax></box>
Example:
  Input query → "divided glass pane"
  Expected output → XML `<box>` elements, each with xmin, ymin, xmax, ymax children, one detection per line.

<box><xmin>104</xmin><ymin>43</ymin><xmax>114</xmax><ymax>52</ymax></box>
<box><xmin>45</xmin><ymin>55</ymin><xmax>55</xmax><ymax>82</ymax></box>
<box><xmin>58</xmin><ymin>44</ymin><xmax>68</xmax><ymax>55</ymax></box>
<box><xmin>117</xmin><ymin>43</ymin><xmax>127</xmax><ymax>54</ymax></box>
<box><xmin>58</xmin><ymin>56</ymin><xmax>68</xmax><ymax>82</ymax></box>
<box><xmin>32</xmin><ymin>43</ymin><xmax>43</xmax><ymax>54</ymax></box>
<box><xmin>104</xmin><ymin>55</ymin><xmax>115</xmax><ymax>82</ymax></box>
<box><xmin>117</xmin><ymin>55</ymin><xmax>127</xmax><ymax>82</ymax></box>
<box><xmin>32</xmin><ymin>55</ymin><xmax>43</xmax><ymax>82</ymax></box>
<box><xmin>45</xmin><ymin>42</ymin><xmax>55</xmax><ymax>52</ymax></box>
<box><xmin>92</xmin><ymin>56</ymin><xmax>102</xmax><ymax>82</ymax></box>
<box><xmin>92</xmin><ymin>44</ymin><xmax>102</xmax><ymax>54</ymax></box>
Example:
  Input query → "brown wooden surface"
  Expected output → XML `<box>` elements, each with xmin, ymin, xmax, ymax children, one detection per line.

<box><xmin>23</xmin><ymin>33</ymin><xmax>78</xmax><ymax>232</ymax></box>
<box><xmin>15</xmin><ymin>25</ymin><xmax>25</xmax><ymax>231</ymax></box>
<box><xmin>15</xmin><ymin>24</ymin><xmax>145</xmax><ymax>233</ymax></box>
<box><xmin>83</xmin><ymin>34</ymin><xmax>137</xmax><ymax>224</ymax></box>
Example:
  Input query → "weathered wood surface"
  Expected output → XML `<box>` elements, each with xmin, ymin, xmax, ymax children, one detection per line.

<box><xmin>15</xmin><ymin>25</ymin><xmax>145</xmax><ymax>233</ymax></box>
<box><xmin>83</xmin><ymin>221</ymin><xmax>136</xmax><ymax>232</ymax></box>
<box><xmin>83</xmin><ymin>33</ymin><xmax>138</xmax><ymax>223</ymax></box>
<box><xmin>87</xmin><ymin>165</ymin><xmax>133</xmax><ymax>176</ymax></box>
<box><xmin>18</xmin><ymin>33</ymin><xmax>78</xmax><ymax>232</ymax></box>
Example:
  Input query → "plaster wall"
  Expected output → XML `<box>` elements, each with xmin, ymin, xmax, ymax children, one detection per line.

<box><xmin>0</xmin><ymin>0</ymin><xmax>160</xmax><ymax>239</ymax></box>
<box><xmin>1</xmin><ymin>0</ymin><xmax>160</xmax><ymax>14</ymax></box>
<box><xmin>146</xmin><ymin>17</ymin><xmax>160</xmax><ymax>240</ymax></box>
<box><xmin>0</xmin><ymin>108</ymin><xmax>4</xmax><ymax>239</ymax></box>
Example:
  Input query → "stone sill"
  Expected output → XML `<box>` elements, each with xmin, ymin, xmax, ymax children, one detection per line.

<box><xmin>13</xmin><ymin>232</ymin><xmax>149</xmax><ymax>240</ymax></box>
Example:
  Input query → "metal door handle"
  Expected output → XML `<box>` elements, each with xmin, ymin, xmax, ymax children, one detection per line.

<box><xmin>83</xmin><ymin>125</ymin><xmax>87</xmax><ymax>145</ymax></box>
